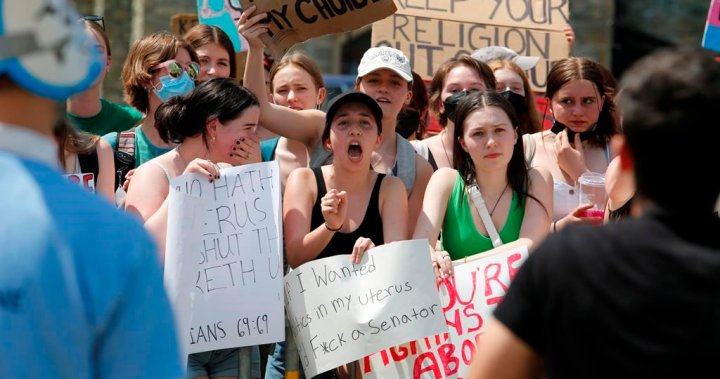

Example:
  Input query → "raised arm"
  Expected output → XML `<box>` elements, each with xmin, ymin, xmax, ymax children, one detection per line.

<box><xmin>238</xmin><ymin>7</ymin><xmax>325</xmax><ymax>148</ymax></box>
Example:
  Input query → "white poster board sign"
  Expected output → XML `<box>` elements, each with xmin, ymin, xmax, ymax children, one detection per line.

<box><xmin>284</xmin><ymin>239</ymin><xmax>446</xmax><ymax>377</ymax></box>
<box><xmin>65</xmin><ymin>173</ymin><xmax>95</xmax><ymax>193</ymax></box>
<box><xmin>361</xmin><ymin>244</ymin><xmax>529</xmax><ymax>378</ymax></box>
<box><xmin>165</xmin><ymin>161</ymin><xmax>283</xmax><ymax>355</ymax></box>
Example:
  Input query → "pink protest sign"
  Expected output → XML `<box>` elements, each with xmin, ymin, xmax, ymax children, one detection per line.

<box><xmin>361</xmin><ymin>244</ymin><xmax>529</xmax><ymax>379</ymax></box>
<box><xmin>703</xmin><ymin>0</ymin><xmax>720</xmax><ymax>52</ymax></box>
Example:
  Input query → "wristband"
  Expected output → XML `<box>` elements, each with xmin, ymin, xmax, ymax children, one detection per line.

<box><xmin>325</xmin><ymin>223</ymin><xmax>342</xmax><ymax>232</ymax></box>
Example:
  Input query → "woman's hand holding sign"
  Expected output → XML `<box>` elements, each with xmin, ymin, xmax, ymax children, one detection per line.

<box><xmin>237</xmin><ymin>5</ymin><xmax>269</xmax><ymax>49</ymax></box>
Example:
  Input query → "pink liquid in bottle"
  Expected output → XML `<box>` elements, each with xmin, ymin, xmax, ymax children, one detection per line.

<box><xmin>578</xmin><ymin>209</ymin><xmax>605</xmax><ymax>224</ymax></box>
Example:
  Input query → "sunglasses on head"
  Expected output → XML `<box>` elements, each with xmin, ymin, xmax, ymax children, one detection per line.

<box><xmin>152</xmin><ymin>61</ymin><xmax>200</xmax><ymax>80</ymax></box>
<box><xmin>81</xmin><ymin>15</ymin><xmax>105</xmax><ymax>31</ymax></box>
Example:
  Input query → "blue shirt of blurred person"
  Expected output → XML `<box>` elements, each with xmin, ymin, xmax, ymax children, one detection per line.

<box><xmin>0</xmin><ymin>123</ymin><xmax>183</xmax><ymax>378</ymax></box>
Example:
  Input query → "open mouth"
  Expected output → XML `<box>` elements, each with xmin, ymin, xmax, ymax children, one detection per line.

<box><xmin>348</xmin><ymin>142</ymin><xmax>363</xmax><ymax>162</ymax></box>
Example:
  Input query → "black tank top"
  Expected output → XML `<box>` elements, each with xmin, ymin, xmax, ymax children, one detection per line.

<box><xmin>311</xmin><ymin>167</ymin><xmax>385</xmax><ymax>260</ymax></box>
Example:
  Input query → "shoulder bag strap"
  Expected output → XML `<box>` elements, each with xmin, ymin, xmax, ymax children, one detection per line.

<box><xmin>466</xmin><ymin>183</ymin><xmax>504</xmax><ymax>248</ymax></box>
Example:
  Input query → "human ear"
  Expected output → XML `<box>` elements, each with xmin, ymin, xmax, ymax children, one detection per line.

<box><xmin>316</xmin><ymin>87</ymin><xmax>327</xmax><ymax>108</ymax></box>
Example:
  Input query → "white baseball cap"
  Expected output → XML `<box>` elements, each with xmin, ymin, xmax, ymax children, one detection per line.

<box><xmin>357</xmin><ymin>47</ymin><xmax>413</xmax><ymax>82</ymax></box>
<box><xmin>471</xmin><ymin>46</ymin><xmax>540</xmax><ymax>71</ymax></box>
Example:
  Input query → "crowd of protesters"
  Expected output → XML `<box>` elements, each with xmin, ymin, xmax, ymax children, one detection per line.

<box><xmin>1</xmin><ymin>0</ymin><xmax>719</xmax><ymax>378</ymax></box>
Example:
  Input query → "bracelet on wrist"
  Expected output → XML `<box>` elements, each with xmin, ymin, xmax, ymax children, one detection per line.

<box><xmin>325</xmin><ymin>222</ymin><xmax>342</xmax><ymax>232</ymax></box>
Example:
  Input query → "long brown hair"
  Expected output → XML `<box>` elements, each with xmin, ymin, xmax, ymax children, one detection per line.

<box><xmin>453</xmin><ymin>91</ymin><xmax>544</xmax><ymax>213</ymax></box>
<box><xmin>545</xmin><ymin>57</ymin><xmax>619</xmax><ymax>147</ymax></box>
<box><xmin>54</xmin><ymin>118</ymin><xmax>99</xmax><ymax>167</ymax></box>
<box><xmin>183</xmin><ymin>24</ymin><xmax>236</xmax><ymax>78</ymax></box>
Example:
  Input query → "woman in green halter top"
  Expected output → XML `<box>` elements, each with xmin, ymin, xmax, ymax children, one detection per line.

<box><xmin>412</xmin><ymin>91</ymin><xmax>553</xmax><ymax>278</ymax></box>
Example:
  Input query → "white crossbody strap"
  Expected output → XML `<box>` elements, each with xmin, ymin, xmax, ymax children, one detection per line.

<box><xmin>467</xmin><ymin>183</ymin><xmax>504</xmax><ymax>248</ymax></box>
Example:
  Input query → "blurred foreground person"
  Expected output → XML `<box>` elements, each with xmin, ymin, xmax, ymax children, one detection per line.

<box><xmin>469</xmin><ymin>46</ymin><xmax>720</xmax><ymax>379</ymax></box>
<box><xmin>0</xmin><ymin>1</ymin><xmax>181</xmax><ymax>377</ymax></box>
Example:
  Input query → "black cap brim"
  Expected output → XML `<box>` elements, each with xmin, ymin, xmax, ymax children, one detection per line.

<box><xmin>325</xmin><ymin>91</ymin><xmax>383</xmax><ymax>131</ymax></box>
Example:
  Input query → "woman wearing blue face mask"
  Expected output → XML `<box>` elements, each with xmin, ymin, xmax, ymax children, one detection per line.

<box><xmin>102</xmin><ymin>32</ymin><xmax>200</xmax><ymax>190</ymax></box>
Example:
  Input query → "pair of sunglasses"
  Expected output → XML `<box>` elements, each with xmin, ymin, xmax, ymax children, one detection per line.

<box><xmin>81</xmin><ymin>15</ymin><xmax>104</xmax><ymax>31</ymax></box>
<box><xmin>152</xmin><ymin>61</ymin><xmax>200</xmax><ymax>80</ymax></box>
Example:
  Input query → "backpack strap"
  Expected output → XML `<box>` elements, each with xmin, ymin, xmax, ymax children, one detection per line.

<box><xmin>394</xmin><ymin>134</ymin><xmax>416</xmax><ymax>195</ymax></box>
<box><xmin>117</xmin><ymin>129</ymin><xmax>136</xmax><ymax>158</ymax></box>
<box><xmin>77</xmin><ymin>149</ymin><xmax>99</xmax><ymax>179</ymax></box>
<box><xmin>112</xmin><ymin>128</ymin><xmax>137</xmax><ymax>192</ymax></box>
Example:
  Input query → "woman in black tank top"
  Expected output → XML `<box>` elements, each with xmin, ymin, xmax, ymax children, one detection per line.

<box><xmin>283</xmin><ymin>92</ymin><xmax>409</xmax><ymax>269</ymax></box>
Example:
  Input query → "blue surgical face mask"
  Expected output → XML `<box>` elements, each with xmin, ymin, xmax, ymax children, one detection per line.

<box><xmin>153</xmin><ymin>71</ymin><xmax>195</xmax><ymax>102</ymax></box>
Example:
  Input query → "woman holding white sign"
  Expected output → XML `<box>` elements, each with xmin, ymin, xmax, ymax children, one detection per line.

<box><xmin>124</xmin><ymin>78</ymin><xmax>262</xmax><ymax>379</ymax></box>
<box><xmin>282</xmin><ymin>91</ymin><xmax>408</xmax><ymax>378</ymax></box>
<box><xmin>413</xmin><ymin>91</ymin><xmax>552</xmax><ymax>278</ymax></box>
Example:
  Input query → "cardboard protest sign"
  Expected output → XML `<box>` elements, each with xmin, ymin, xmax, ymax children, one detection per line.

<box><xmin>239</xmin><ymin>0</ymin><xmax>397</xmax><ymax>58</ymax></box>
<box><xmin>703</xmin><ymin>0</ymin><xmax>720</xmax><ymax>53</ymax></box>
<box><xmin>361</xmin><ymin>244</ymin><xmax>529</xmax><ymax>378</ymax></box>
<box><xmin>65</xmin><ymin>173</ymin><xmax>95</xmax><ymax>193</ymax></box>
<box><xmin>284</xmin><ymin>239</ymin><xmax>446</xmax><ymax>377</ymax></box>
<box><xmin>171</xmin><ymin>13</ymin><xmax>200</xmax><ymax>36</ymax></box>
<box><xmin>371</xmin><ymin>0</ymin><xmax>570</xmax><ymax>92</ymax></box>
<box><xmin>197</xmin><ymin>0</ymin><xmax>249</xmax><ymax>52</ymax></box>
<box><xmin>392</xmin><ymin>0</ymin><xmax>569</xmax><ymax>31</ymax></box>
<box><xmin>372</xmin><ymin>14</ymin><xmax>568</xmax><ymax>91</ymax></box>
<box><xmin>165</xmin><ymin>161</ymin><xmax>284</xmax><ymax>355</ymax></box>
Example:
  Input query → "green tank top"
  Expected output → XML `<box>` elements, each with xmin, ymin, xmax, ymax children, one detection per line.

<box><xmin>440</xmin><ymin>174</ymin><xmax>524</xmax><ymax>260</ymax></box>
